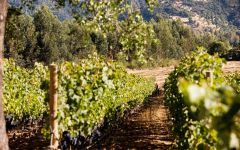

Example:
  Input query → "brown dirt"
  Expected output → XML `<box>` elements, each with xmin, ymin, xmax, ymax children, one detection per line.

<box><xmin>128</xmin><ymin>61</ymin><xmax>240</xmax><ymax>87</ymax></box>
<box><xmin>90</xmin><ymin>95</ymin><xmax>174</xmax><ymax>150</ymax></box>
<box><xmin>8</xmin><ymin>123</ymin><xmax>49</xmax><ymax>150</ymax></box>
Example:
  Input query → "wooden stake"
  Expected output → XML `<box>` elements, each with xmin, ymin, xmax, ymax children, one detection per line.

<box><xmin>206</xmin><ymin>71</ymin><xmax>213</xmax><ymax>86</ymax></box>
<box><xmin>49</xmin><ymin>64</ymin><xmax>58</xmax><ymax>149</ymax></box>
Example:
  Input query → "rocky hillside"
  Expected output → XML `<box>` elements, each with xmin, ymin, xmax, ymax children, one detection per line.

<box><xmin>159</xmin><ymin>0</ymin><xmax>240</xmax><ymax>30</ymax></box>
<box><xmin>133</xmin><ymin>0</ymin><xmax>240</xmax><ymax>31</ymax></box>
<box><xmin>9</xmin><ymin>0</ymin><xmax>240</xmax><ymax>31</ymax></box>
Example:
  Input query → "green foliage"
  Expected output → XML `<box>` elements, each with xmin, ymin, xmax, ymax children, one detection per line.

<box><xmin>64</xmin><ymin>20</ymin><xmax>94</xmax><ymax>59</ymax></box>
<box><xmin>57</xmin><ymin>55</ymin><xmax>155</xmax><ymax>136</ymax></box>
<box><xmin>118</xmin><ymin>13</ymin><xmax>156</xmax><ymax>65</ymax></box>
<box><xmin>106</xmin><ymin>32</ymin><xmax>121</xmax><ymax>60</ymax></box>
<box><xmin>225</xmin><ymin>72</ymin><xmax>240</xmax><ymax>94</ymax></box>
<box><xmin>164</xmin><ymin>48</ymin><xmax>225</xmax><ymax>149</ymax></box>
<box><xmin>179</xmin><ymin>80</ymin><xmax>240</xmax><ymax>149</ymax></box>
<box><xmin>7</xmin><ymin>1</ymin><xmax>234</xmax><ymax>70</ymax></box>
<box><xmin>3</xmin><ymin>55</ymin><xmax>155</xmax><ymax>138</ymax></box>
<box><xmin>2</xmin><ymin>55</ymin><xmax>155</xmax><ymax>139</ymax></box>
<box><xmin>208</xmin><ymin>41</ymin><xmax>230</xmax><ymax>56</ymax></box>
<box><xmin>3</xmin><ymin>59</ymin><xmax>48</xmax><ymax>120</ymax></box>
<box><xmin>34</xmin><ymin>5</ymin><xmax>72</xmax><ymax>64</ymax></box>
<box><xmin>7</xmin><ymin>0</ymin><xmax>240</xmax><ymax>68</ymax></box>
<box><xmin>75</xmin><ymin>0</ymin><xmax>158</xmax><ymax>65</ymax></box>
<box><xmin>225</xmin><ymin>72</ymin><xmax>240</xmax><ymax>141</ymax></box>
<box><xmin>90</xmin><ymin>32</ymin><xmax>108</xmax><ymax>56</ymax></box>
<box><xmin>5</xmin><ymin>13</ymin><xmax>38</xmax><ymax>67</ymax></box>
<box><xmin>5</xmin><ymin>3</ymin><xmax>218</xmax><ymax>68</ymax></box>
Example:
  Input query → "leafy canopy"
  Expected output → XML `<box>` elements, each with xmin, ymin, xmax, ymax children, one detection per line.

<box><xmin>68</xmin><ymin>0</ymin><xmax>159</xmax><ymax>64</ymax></box>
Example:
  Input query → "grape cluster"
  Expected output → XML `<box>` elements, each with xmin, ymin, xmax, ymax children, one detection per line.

<box><xmin>5</xmin><ymin>115</ymin><xmax>42</xmax><ymax>131</ymax></box>
<box><xmin>60</xmin><ymin>121</ymin><xmax>107</xmax><ymax>150</ymax></box>
<box><xmin>5</xmin><ymin>115</ymin><xmax>17</xmax><ymax>131</ymax></box>
<box><xmin>60</xmin><ymin>131</ymin><xmax>86</xmax><ymax>150</ymax></box>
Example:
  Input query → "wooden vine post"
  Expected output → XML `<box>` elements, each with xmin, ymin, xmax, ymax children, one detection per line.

<box><xmin>206</xmin><ymin>70</ymin><xmax>213</xmax><ymax>86</ymax></box>
<box><xmin>49</xmin><ymin>64</ymin><xmax>59</xmax><ymax>149</ymax></box>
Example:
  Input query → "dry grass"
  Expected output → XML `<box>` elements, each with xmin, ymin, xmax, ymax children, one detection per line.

<box><xmin>128</xmin><ymin>61</ymin><xmax>240</xmax><ymax>87</ymax></box>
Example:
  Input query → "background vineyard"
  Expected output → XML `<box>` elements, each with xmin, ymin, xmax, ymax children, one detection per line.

<box><xmin>3</xmin><ymin>56</ymin><xmax>156</xmax><ymax>145</ymax></box>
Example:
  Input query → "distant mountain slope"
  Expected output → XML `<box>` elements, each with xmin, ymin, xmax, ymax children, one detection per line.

<box><xmin>123</xmin><ymin>0</ymin><xmax>240</xmax><ymax>31</ymax></box>
<box><xmin>9</xmin><ymin>0</ymin><xmax>240</xmax><ymax>31</ymax></box>
<box><xmin>8</xmin><ymin>0</ymin><xmax>72</xmax><ymax>20</ymax></box>
<box><xmin>151</xmin><ymin>0</ymin><xmax>240</xmax><ymax>31</ymax></box>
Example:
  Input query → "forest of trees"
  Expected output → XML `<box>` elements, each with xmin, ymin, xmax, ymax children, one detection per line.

<box><xmin>4</xmin><ymin>4</ymin><xmax>237</xmax><ymax>68</ymax></box>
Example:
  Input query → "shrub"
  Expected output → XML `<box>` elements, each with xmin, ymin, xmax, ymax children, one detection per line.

<box><xmin>164</xmin><ymin>48</ymin><xmax>225</xmax><ymax>149</ymax></box>
<box><xmin>3</xmin><ymin>59</ymin><xmax>48</xmax><ymax>121</ymax></box>
<box><xmin>57</xmin><ymin>55</ymin><xmax>156</xmax><ymax>137</ymax></box>
<box><xmin>225</xmin><ymin>71</ymin><xmax>240</xmax><ymax>94</ymax></box>
<box><xmin>179</xmin><ymin>79</ymin><xmax>240</xmax><ymax>149</ymax></box>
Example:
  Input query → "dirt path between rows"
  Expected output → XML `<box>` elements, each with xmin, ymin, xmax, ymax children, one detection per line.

<box><xmin>93</xmin><ymin>95</ymin><xmax>174</xmax><ymax>149</ymax></box>
<box><xmin>95</xmin><ymin>61</ymin><xmax>240</xmax><ymax>149</ymax></box>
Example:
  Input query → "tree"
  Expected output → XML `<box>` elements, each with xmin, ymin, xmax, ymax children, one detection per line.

<box><xmin>5</xmin><ymin>13</ymin><xmax>38</xmax><ymax>67</ymax></box>
<box><xmin>70</xmin><ymin>0</ymin><xmax>158</xmax><ymax>65</ymax></box>
<box><xmin>90</xmin><ymin>31</ymin><xmax>108</xmax><ymax>56</ymax></box>
<box><xmin>34</xmin><ymin>5</ymin><xmax>71</xmax><ymax>64</ymax></box>
<box><xmin>64</xmin><ymin>20</ymin><xmax>93</xmax><ymax>60</ymax></box>
<box><xmin>208</xmin><ymin>40</ymin><xmax>230</xmax><ymax>56</ymax></box>
<box><xmin>153</xmin><ymin>19</ymin><xmax>177</xmax><ymax>58</ymax></box>
<box><xmin>106</xmin><ymin>32</ymin><xmax>121</xmax><ymax>60</ymax></box>
<box><xmin>0</xmin><ymin>0</ymin><xmax>9</xmax><ymax>149</ymax></box>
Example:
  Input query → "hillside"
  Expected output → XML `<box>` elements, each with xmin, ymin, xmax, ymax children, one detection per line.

<box><xmin>9</xmin><ymin>0</ymin><xmax>240</xmax><ymax>32</ymax></box>
<box><xmin>133</xmin><ymin>0</ymin><xmax>240</xmax><ymax>32</ymax></box>
<box><xmin>157</xmin><ymin>0</ymin><xmax>240</xmax><ymax>31</ymax></box>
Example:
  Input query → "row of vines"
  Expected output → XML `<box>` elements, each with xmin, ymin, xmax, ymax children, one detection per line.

<box><xmin>6</xmin><ymin>46</ymin><xmax>240</xmax><ymax>149</ymax></box>
<box><xmin>164</xmin><ymin>48</ymin><xmax>240</xmax><ymax>149</ymax></box>
<box><xmin>3</xmin><ymin>55</ymin><xmax>156</xmax><ymax>147</ymax></box>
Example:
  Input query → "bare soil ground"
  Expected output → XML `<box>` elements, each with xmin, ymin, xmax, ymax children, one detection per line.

<box><xmin>8</xmin><ymin>122</ymin><xmax>49</xmax><ymax>150</ymax></box>
<box><xmin>8</xmin><ymin>61</ymin><xmax>240</xmax><ymax>149</ymax></box>
<box><xmin>128</xmin><ymin>61</ymin><xmax>240</xmax><ymax>87</ymax></box>
<box><xmin>94</xmin><ymin>95</ymin><xmax>174</xmax><ymax>150</ymax></box>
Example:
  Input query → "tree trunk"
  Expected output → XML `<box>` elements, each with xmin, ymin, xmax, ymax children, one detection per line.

<box><xmin>0</xmin><ymin>0</ymin><xmax>9</xmax><ymax>150</ymax></box>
